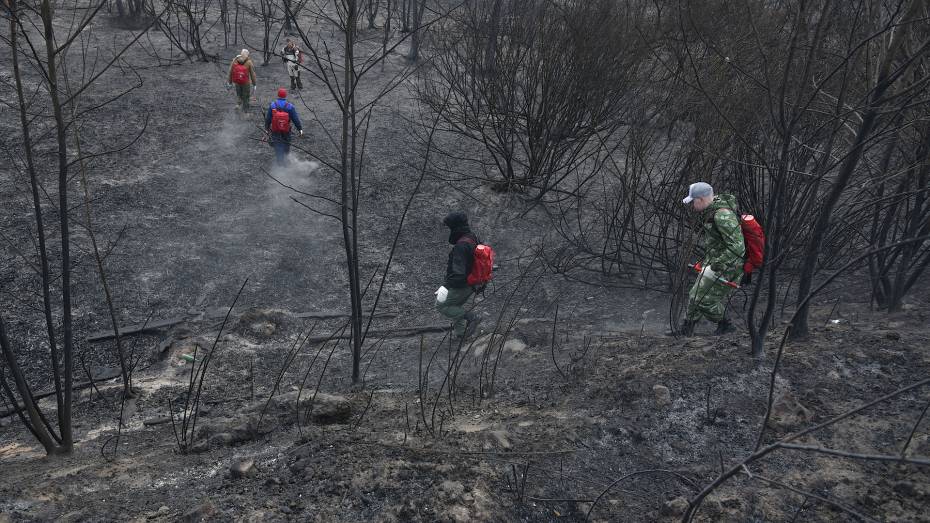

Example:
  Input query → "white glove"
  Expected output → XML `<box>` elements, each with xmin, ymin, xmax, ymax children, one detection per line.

<box><xmin>699</xmin><ymin>265</ymin><xmax>717</xmax><ymax>281</ymax></box>
<box><xmin>435</xmin><ymin>286</ymin><xmax>448</xmax><ymax>304</ymax></box>
<box><xmin>299</xmin><ymin>129</ymin><xmax>304</xmax><ymax>137</ymax></box>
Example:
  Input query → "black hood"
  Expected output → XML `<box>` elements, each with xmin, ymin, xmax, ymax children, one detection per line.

<box><xmin>444</xmin><ymin>212</ymin><xmax>471</xmax><ymax>244</ymax></box>
<box><xmin>443</xmin><ymin>212</ymin><xmax>468</xmax><ymax>229</ymax></box>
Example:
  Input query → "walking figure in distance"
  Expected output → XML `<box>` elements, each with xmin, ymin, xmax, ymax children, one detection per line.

<box><xmin>435</xmin><ymin>212</ymin><xmax>495</xmax><ymax>340</ymax></box>
<box><xmin>228</xmin><ymin>49</ymin><xmax>257</xmax><ymax>113</ymax></box>
<box><xmin>282</xmin><ymin>38</ymin><xmax>304</xmax><ymax>91</ymax></box>
<box><xmin>265</xmin><ymin>88</ymin><xmax>304</xmax><ymax>166</ymax></box>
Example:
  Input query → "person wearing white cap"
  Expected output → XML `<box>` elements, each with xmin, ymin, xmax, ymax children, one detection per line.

<box><xmin>681</xmin><ymin>181</ymin><xmax>713</xmax><ymax>208</ymax></box>
<box><xmin>676</xmin><ymin>182</ymin><xmax>745</xmax><ymax>336</ymax></box>
<box><xmin>227</xmin><ymin>49</ymin><xmax>257</xmax><ymax>113</ymax></box>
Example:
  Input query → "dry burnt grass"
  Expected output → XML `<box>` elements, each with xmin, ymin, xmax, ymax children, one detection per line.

<box><xmin>1</xmin><ymin>298</ymin><xmax>930</xmax><ymax>522</ymax></box>
<box><xmin>2</xmin><ymin>13</ymin><xmax>930</xmax><ymax>523</ymax></box>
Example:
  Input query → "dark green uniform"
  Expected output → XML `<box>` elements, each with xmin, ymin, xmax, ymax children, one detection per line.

<box><xmin>436</xmin><ymin>286</ymin><xmax>474</xmax><ymax>337</ymax></box>
<box><xmin>687</xmin><ymin>194</ymin><xmax>745</xmax><ymax>322</ymax></box>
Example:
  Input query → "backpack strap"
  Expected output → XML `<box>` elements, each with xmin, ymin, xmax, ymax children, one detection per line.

<box><xmin>456</xmin><ymin>235</ymin><xmax>480</xmax><ymax>246</ymax></box>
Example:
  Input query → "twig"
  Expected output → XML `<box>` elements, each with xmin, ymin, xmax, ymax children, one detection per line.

<box><xmin>756</xmin><ymin>234</ymin><xmax>930</xmax><ymax>451</ymax></box>
<box><xmin>752</xmin><ymin>473</ymin><xmax>878</xmax><ymax>522</ymax></box>
<box><xmin>900</xmin><ymin>397</ymin><xmax>930</xmax><ymax>458</ymax></box>
<box><xmin>551</xmin><ymin>302</ymin><xmax>567</xmax><ymax>381</ymax></box>
<box><xmin>177</xmin><ymin>279</ymin><xmax>248</xmax><ymax>452</ymax></box>
<box><xmin>351</xmin><ymin>390</ymin><xmax>375</xmax><ymax>432</ymax></box>
<box><xmin>586</xmin><ymin>469</ymin><xmax>697</xmax><ymax>521</ymax></box>
<box><xmin>776</xmin><ymin>442</ymin><xmax>930</xmax><ymax>466</ymax></box>
<box><xmin>685</xmin><ymin>376</ymin><xmax>930</xmax><ymax>521</ymax></box>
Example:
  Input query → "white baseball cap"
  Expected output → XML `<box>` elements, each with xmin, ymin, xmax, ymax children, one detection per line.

<box><xmin>682</xmin><ymin>182</ymin><xmax>713</xmax><ymax>204</ymax></box>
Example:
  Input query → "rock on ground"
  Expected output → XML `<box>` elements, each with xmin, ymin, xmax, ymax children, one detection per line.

<box><xmin>179</xmin><ymin>500</ymin><xmax>216</xmax><ymax>523</ymax></box>
<box><xmin>440</xmin><ymin>480</ymin><xmax>465</xmax><ymax>498</ymax></box>
<box><xmin>653</xmin><ymin>384</ymin><xmax>672</xmax><ymax>407</ymax></box>
<box><xmin>661</xmin><ymin>496</ymin><xmax>689</xmax><ymax>517</ymax></box>
<box><xmin>230</xmin><ymin>459</ymin><xmax>258</xmax><ymax>479</ymax></box>
<box><xmin>768</xmin><ymin>390</ymin><xmax>812</xmax><ymax>431</ymax></box>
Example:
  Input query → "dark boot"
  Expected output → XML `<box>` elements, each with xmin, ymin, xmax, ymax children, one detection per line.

<box><xmin>681</xmin><ymin>319</ymin><xmax>697</xmax><ymax>336</ymax></box>
<box><xmin>714</xmin><ymin>319</ymin><xmax>735</xmax><ymax>335</ymax></box>
<box><xmin>290</xmin><ymin>77</ymin><xmax>297</xmax><ymax>90</ymax></box>
<box><xmin>667</xmin><ymin>319</ymin><xmax>696</xmax><ymax>337</ymax></box>
<box><xmin>296</xmin><ymin>73</ymin><xmax>303</xmax><ymax>90</ymax></box>
<box><xmin>463</xmin><ymin>312</ymin><xmax>482</xmax><ymax>339</ymax></box>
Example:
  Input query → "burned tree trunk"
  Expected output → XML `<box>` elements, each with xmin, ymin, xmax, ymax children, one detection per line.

<box><xmin>794</xmin><ymin>0</ymin><xmax>927</xmax><ymax>337</ymax></box>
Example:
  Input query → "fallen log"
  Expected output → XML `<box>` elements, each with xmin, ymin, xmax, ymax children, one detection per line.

<box><xmin>88</xmin><ymin>311</ymin><xmax>402</xmax><ymax>343</ymax></box>
<box><xmin>295</xmin><ymin>310</ymin><xmax>398</xmax><ymax>320</ymax></box>
<box><xmin>305</xmin><ymin>324</ymin><xmax>449</xmax><ymax>343</ymax></box>
<box><xmin>0</xmin><ymin>367</ymin><xmax>121</xmax><ymax>419</ymax></box>
<box><xmin>86</xmin><ymin>316</ymin><xmax>187</xmax><ymax>343</ymax></box>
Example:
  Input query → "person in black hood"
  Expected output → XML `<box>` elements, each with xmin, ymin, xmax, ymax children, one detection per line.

<box><xmin>436</xmin><ymin>212</ymin><xmax>482</xmax><ymax>339</ymax></box>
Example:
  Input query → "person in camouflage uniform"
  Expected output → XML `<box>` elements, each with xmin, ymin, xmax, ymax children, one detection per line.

<box><xmin>680</xmin><ymin>182</ymin><xmax>745</xmax><ymax>336</ymax></box>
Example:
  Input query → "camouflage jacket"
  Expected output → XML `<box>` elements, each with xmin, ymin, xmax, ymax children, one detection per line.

<box><xmin>702</xmin><ymin>194</ymin><xmax>745</xmax><ymax>277</ymax></box>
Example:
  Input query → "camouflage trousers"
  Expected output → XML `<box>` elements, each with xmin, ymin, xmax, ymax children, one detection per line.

<box><xmin>686</xmin><ymin>268</ymin><xmax>742</xmax><ymax>322</ymax></box>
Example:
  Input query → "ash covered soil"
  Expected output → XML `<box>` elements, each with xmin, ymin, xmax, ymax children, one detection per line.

<box><xmin>3</xmin><ymin>303</ymin><xmax>930</xmax><ymax>522</ymax></box>
<box><xmin>2</xmin><ymin>16</ymin><xmax>930</xmax><ymax>523</ymax></box>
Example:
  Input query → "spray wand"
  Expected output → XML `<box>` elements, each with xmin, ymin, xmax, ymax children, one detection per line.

<box><xmin>689</xmin><ymin>263</ymin><xmax>739</xmax><ymax>289</ymax></box>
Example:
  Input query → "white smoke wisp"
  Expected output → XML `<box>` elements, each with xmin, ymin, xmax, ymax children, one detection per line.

<box><xmin>270</xmin><ymin>158</ymin><xmax>320</xmax><ymax>188</ymax></box>
<box><xmin>215</xmin><ymin>112</ymin><xmax>248</xmax><ymax>150</ymax></box>
<box><xmin>267</xmin><ymin>157</ymin><xmax>322</xmax><ymax>207</ymax></box>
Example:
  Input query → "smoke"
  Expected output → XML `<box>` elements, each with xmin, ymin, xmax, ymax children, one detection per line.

<box><xmin>265</xmin><ymin>156</ymin><xmax>319</xmax><ymax>207</ymax></box>
<box><xmin>215</xmin><ymin>111</ymin><xmax>249</xmax><ymax>150</ymax></box>
<box><xmin>210</xmin><ymin>111</ymin><xmax>324</xmax><ymax>214</ymax></box>
<box><xmin>269</xmin><ymin>157</ymin><xmax>320</xmax><ymax>192</ymax></box>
